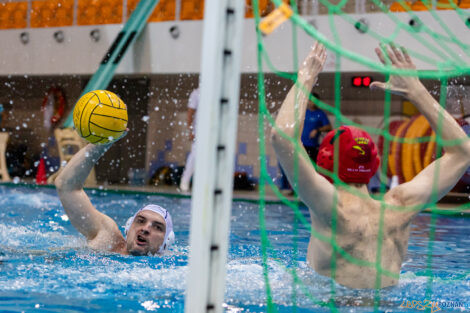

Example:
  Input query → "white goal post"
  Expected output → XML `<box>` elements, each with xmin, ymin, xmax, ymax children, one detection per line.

<box><xmin>184</xmin><ymin>0</ymin><xmax>244</xmax><ymax>313</ymax></box>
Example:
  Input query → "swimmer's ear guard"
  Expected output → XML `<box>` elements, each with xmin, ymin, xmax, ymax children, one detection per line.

<box><xmin>124</xmin><ymin>204</ymin><xmax>175</xmax><ymax>255</ymax></box>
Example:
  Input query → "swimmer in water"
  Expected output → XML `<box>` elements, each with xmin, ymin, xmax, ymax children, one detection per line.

<box><xmin>271</xmin><ymin>42</ymin><xmax>470</xmax><ymax>288</ymax></box>
<box><xmin>55</xmin><ymin>141</ymin><xmax>174</xmax><ymax>256</ymax></box>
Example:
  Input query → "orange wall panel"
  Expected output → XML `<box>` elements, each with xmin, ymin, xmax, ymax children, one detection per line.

<box><xmin>459</xmin><ymin>0</ymin><xmax>470</xmax><ymax>8</ymax></box>
<box><xmin>245</xmin><ymin>0</ymin><xmax>273</xmax><ymax>18</ymax></box>
<box><xmin>31</xmin><ymin>0</ymin><xmax>74</xmax><ymax>28</ymax></box>
<box><xmin>0</xmin><ymin>2</ymin><xmax>27</xmax><ymax>29</ymax></box>
<box><xmin>389</xmin><ymin>1</ymin><xmax>411</xmax><ymax>12</ymax></box>
<box><xmin>128</xmin><ymin>0</ymin><xmax>175</xmax><ymax>22</ymax></box>
<box><xmin>78</xmin><ymin>0</ymin><xmax>122</xmax><ymax>26</ymax></box>
<box><xmin>149</xmin><ymin>0</ymin><xmax>176</xmax><ymax>22</ymax></box>
<box><xmin>180</xmin><ymin>0</ymin><xmax>204</xmax><ymax>20</ymax></box>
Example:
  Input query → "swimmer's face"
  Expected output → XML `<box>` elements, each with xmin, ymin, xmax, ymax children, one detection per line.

<box><xmin>307</xmin><ymin>99</ymin><xmax>317</xmax><ymax>111</ymax></box>
<box><xmin>126</xmin><ymin>210</ymin><xmax>166</xmax><ymax>256</ymax></box>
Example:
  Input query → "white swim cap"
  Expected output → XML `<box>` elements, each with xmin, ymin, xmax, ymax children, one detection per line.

<box><xmin>124</xmin><ymin>204</ymin><xmax>175</xmax><ymax>254</ymax></box>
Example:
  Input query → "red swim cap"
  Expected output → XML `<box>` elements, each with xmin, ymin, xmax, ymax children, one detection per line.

<box><xmin>316</xmin><ymin>126</ymin><xmax>380</xmax><ymax>184</ymax></box>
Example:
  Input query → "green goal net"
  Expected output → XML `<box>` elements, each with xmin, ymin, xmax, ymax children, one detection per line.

<box><xmin>252</xmin><ymin>0</ymin><xmax>470</xmax><ymax>311</ymax></box>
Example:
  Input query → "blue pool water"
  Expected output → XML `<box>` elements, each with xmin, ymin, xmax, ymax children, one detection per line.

<box><xmin>0</xmin><ymin>185</ymin><xmax>469</xmax><ymax>312</ymax></box>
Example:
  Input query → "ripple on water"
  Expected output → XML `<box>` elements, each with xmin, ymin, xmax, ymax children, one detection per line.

<box><xmin>0</xmin><ymin>186</ymin><xmax>468</xmax><ymax>313</ymax></box>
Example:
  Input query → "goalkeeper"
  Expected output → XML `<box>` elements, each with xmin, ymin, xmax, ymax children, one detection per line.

<box><xmin>271</xmin><ymin>42</ymin><xmax>470</xmax><ymax>288</ymax></box>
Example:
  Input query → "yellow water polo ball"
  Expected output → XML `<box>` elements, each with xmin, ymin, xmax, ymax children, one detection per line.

<box><xmin>73</xmin><ymin>90</ymin><xmax>128</xmax><ymax>145</ymax></box>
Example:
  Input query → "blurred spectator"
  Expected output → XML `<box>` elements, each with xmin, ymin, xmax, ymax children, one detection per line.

<box><xmin>0</xmin><ymin>104</ymin><xmax>4</xmax><ymax>128</ymax></box>
<box><xmin>179</xmin><ymin>87</ymin><xmax>199</xmax><ymax>192</ymax></box>
<box><xmin>301</xmin><ymin>92</ymin><xmax>332</xmax><ymax>162</ymax></box>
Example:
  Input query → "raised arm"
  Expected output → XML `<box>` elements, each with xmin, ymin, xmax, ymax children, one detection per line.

<box><xmin>372</xmin><ymin>45</ymin><xmax>470</xmax><ymax>209</ymax></box>
<box><xmin>271</xmin><ymin>42</ymin><xmax>335</xmax><ymax>221</ymax></box>
<box><xmin>55</xmin><ymin>143</ymin><xmax>118</xmax><ymax>240</ymax></box>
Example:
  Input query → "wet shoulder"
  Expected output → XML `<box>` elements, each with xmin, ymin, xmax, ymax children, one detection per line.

<box><xmin>88</xmin><ymin>226</ymin><xmax>126</xmax><ymax>254</ymax></box>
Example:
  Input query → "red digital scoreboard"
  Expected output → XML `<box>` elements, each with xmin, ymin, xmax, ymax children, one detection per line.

<box><xmin>352</xmin><ymin>76</ymin><xmax>373</xmax><ymax>87</ymax></box>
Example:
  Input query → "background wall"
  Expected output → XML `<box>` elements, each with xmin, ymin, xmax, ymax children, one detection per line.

<box><xmin>139</xmin><ymin>73</ymin><xmax>409</xmax><ymax>186</ymax></box>
<box><xmin>1</xmin><ymin>70</ymin><xmax>465</xmax><ymax>185</ymax></box>
<box><xmin>1</xmin><ymin>10</ymin><xmax>469</xmax><ymax>75</ymax></box>
<box><xmin>1</xmin><ymin>9</ymin><xmax>468</xmax><ymax>185</ymax></box>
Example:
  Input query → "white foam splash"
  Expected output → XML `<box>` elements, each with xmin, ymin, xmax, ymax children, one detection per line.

<box><xmin>0</xmin><ymin>191</ymin><xmax>59</xmax><ymax>210</ymax></box>
<box><xmin>1</xmin><ymin>277</ymin><xmax>40</xmax><ymax>291</ymax></box>
<box><xmin>0</xmin><ymin>223</ymin><xmax>85</xmax><ymax>248</ymax></box>
<box><xmin>141</xmin><ymin>300</ymin><xmax>160</xmax><ymax>311</ymax></box>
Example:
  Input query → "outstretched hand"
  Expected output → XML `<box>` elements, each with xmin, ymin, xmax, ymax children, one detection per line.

<box><xmin>370</xmin><ymin>44</ymin><xmax>422</xmax><ymax>98</ymax></box>
<box><xmin>298</xmin><ymin>41</ymin><xmax>327</xmax><ymax>85</ymax></box>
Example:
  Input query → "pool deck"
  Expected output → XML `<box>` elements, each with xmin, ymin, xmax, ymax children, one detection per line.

<box><xmin>111</xmin><ymin>185</ymin><xmax>470</xmax><ymax>214</ymax></box>
<box><xmin>2</xmin><ymin>181</ymin><xmax>469</xmax><ymax>215</ymax></box>
<box><xmin>80</xmin><ymin>183</ymin><xmax>470</xmax><ymax>214</ymax></box>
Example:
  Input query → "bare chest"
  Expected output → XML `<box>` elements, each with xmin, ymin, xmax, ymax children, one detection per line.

<box><xmin>307</xmin><ymin>195</ymin><xmax>411</xmax><ymax>287</ymax></box>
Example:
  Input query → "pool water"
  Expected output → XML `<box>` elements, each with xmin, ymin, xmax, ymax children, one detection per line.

<box><xmin>0</xmin><ymin>185</ymin><xmax>469</xmax><ymax>312</ymax></box>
